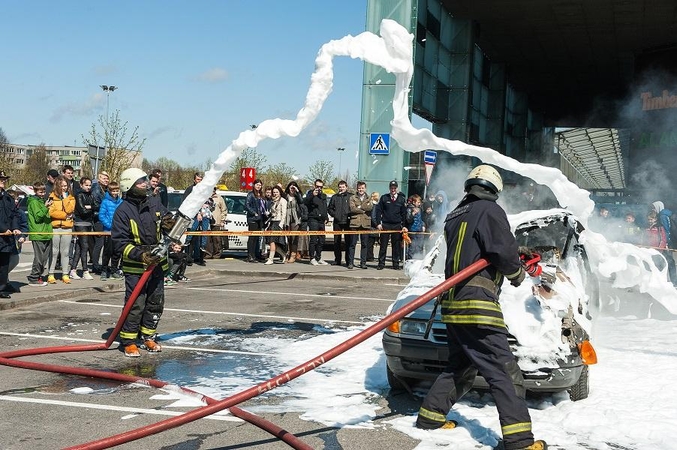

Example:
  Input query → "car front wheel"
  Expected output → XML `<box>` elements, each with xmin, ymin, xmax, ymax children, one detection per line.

<box><xmin>567</xmin><ymin>365</ymin><xmax>589</xmax><ymax>401</ymax></box>
<box><xmin>386</xmin><ymin>365</ymin><xmax>412</xmax><ymax>392</ymax></box>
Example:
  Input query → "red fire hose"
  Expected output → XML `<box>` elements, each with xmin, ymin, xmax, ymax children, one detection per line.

<box><xmin>61</xmin><ymin>258</ymin><xmax>490</xmax><ymax>450</ymax></box>
<box><xmin>2</xmin><ymin>259</ymin><xmax>489</xmax><ymax>449</ymax></box>
<box><xmin>0</xmin><ymin>265</ymin><xmax>311</xmax><ymax>449</ymax></box>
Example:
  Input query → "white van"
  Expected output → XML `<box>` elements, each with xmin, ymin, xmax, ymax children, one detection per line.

<box><xmin>167</xmin><ymin>190</ymin><xmax>249</xmax><ymax>251</ymax></box>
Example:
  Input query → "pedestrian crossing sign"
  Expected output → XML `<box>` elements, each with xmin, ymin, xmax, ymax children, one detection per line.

<box><xmin>369</xmin><ymin>133</ymin><xmax>390</xmax><ymax>155</ymax></box>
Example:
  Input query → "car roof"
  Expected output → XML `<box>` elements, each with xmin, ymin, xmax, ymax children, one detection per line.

<box><xmin>168</xmin><ymin>190</ymin><xmax>246</xmax><ymax>196</ymax></box>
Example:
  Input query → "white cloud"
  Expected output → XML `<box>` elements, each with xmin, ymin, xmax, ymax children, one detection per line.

<box><xmin>194</xmin><ymin>68</ymin><xmax>228</xmax><ymax>83</ymax></box>
<box><xmin>50</xmin><ymin>93</ymin><xmax>105</xmax><ymax>123</ymax></box>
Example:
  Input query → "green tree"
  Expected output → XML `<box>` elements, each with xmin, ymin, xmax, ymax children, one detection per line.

<box><xmin>82</xmin><ymin>110</ymin><xmax>145</xmax><ymax>182</ymax></box>
<box><xmin>21</xmin><ymin>144</ymin><xmax>51</xmax><ymax>185</ymax></box>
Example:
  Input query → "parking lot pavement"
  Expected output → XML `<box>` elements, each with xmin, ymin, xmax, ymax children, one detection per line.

<box><xmin>2</xmin><ymin>250</ymin><xmax>409</xmax><ymax>311</ymax></box>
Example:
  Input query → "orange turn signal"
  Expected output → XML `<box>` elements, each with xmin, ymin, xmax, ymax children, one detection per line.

<box><xmin>387</xmin><ymin>321</ymin><xmax>401</xmax><ymax>333</ymax></box>
<box><xmin>578</xmin><ymin>340</ymin><xmax>597</xmax><ymax>365</ymax></box>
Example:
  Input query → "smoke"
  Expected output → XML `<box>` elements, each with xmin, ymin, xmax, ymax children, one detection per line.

<box><xmin>619</xmin><ymin>68</ymin><xmax>677</xmax><ymax>210</ymax></box>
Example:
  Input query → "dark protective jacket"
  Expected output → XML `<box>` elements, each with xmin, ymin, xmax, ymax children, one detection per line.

<box><xmin>442</xmin><ymin>189</ymin><xmax>523</xmax><ymax>331</ymax></box>
<box><xmin>328</xmin><ymin>190</ymin><xmax>352</xmax><ymax>225</ymax></box>
<box><xmin>375</xmin><ymin>191</ymin><xmax>407</xmax><ymax>226</ymax></box>
<box><xmin>112</xmin><ymin>194</ymin><xmax>169</xmax><ymax>274</ymax></box>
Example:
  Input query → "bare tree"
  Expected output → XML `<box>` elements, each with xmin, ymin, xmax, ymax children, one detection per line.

<box><xmin>229</xmin><ymin>147</ymin><xmax>267</xmax><ymax>178</ymax></box>
<box><xmin>306</xmin><ymin>160</ymin><xmax>335</xmax><ymax>186</ymax></box>
<box><xmin>82</xmin><ymin>110</ymin><xmax>146</xmax><ymax>182</ymax></box>
<box><xmin>21</xmin><ymin>144</ymin><xmax>51</xmax><ymax>185</ymax></box>
<box><xmin>263</xmin><ymin>162</ymin><xmax>299</xmax><ymax>187</ymax></box>
<box><xmin>0</xmin><ymin>127</ymin><xmax>15</xmax><ymax>173</ymax></box>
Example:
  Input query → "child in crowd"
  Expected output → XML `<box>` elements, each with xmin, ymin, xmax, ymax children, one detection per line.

<box><xmin>167</xmin><ymin>241</ymin><xmax>190</xmax><ymax>285</ymax></box>
<box><xmin>98</xmin><ymin>181</ymin><xmax>124</xmax><ymax>281</ymax></box>
<box><xmin>26</xmin><ymin>182</ymin><xmax>53</xmax><ymax>286</ymax></box>
<box><xmin>405</xmin><ymin>194</ymin><xmax>425</xmax><ymax>259</ymax></box>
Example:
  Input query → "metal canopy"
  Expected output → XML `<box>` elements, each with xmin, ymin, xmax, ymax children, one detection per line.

<box><xmin>556</xmin><ymin>128</ymin><xmax>627</xmax><ymax>189</ymax></box>
<box><xmin>440</xmin><ymin>0</ymin><xmax>677</xmax><ymax>125</ymax></box>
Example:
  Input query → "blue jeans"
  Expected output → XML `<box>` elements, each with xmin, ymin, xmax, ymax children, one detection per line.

<box><xmin>185</xmin><ymin>217</ymin><xmax>210</xmax><ymax>250</ymax></box>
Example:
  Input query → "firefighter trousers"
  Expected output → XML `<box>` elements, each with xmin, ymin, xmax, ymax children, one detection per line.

<box><xmin>417</xmin><ymin>324</ymin><xmax>534</xmax><ymax>450</ymax></box>
<box><xmin>119</xmin><ymin>266</ymin><xmax>165</xmax><ymax>346</ymax></box>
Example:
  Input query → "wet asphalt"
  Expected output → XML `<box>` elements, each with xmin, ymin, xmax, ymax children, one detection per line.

<box><xmin>0</xmin><ymin>249</ymin><xmax>423</xmax><ymax>450</ymax></box>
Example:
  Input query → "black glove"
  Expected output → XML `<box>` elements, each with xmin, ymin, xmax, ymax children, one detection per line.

<box><xmin>141</xmin><ymin>252</ymin><xmax>161</xmax><ymax>266</ymax></box>
<box><xmin>161</xmin><ymin>212</ymin><xmax>177</xmax><ymax>232</ymax></box>
<box><xmin>508</xmin><ymin>267</ymin><xmax>526</xmax><ymax>287</ymax></box>
<box><xmin>518</xmin><ymin>246</ymin><xmax>535</xmax><ymax>259</ymax></box>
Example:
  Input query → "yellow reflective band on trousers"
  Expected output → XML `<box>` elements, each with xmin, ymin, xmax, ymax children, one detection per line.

<box><xmin>418</xmin><ymin>407</ymin><xmax>447</xmax><ymax>424</ymax></box>
<box><xmin>119</xmin><ymin>331</ymin><xmax>139</xmax><ymax>340</ymax></box>
<box><xmin>140</xmin><ymin>326</ymin><xmax>156</xmax><ymax>336</ymax></box>
<box><xmin>502</xmin><ymin>421</ymin><xmax>532</xmax><ymax>436</ymax></box>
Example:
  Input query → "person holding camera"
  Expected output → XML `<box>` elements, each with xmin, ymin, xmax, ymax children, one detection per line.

<box><xmin>304</xmin><ymin>179</ymin><xmax>329</xmax><ymax>266</ymax></box>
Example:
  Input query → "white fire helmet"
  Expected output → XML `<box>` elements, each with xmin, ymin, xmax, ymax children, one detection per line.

<box><xmin>464</xmin><ymin>164</ymin><xmax>503</xmax><ymax>194</ymax></box>
<box><xmin>119</xmin><ymin>168</ymin><xmax>147</xmax><ymax>194</ymax></box>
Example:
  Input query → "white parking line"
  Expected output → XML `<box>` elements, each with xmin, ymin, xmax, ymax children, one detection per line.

<box><xmin>185</xmin><ymin>287</ymin><xmax>395</xmax><ymax>302</ymax></box>
<box><xmin>0</xmin><ymin>395</ymin><xmax>242</xmax><ymax>422</ymax></box>
<box><xmin>57</xmin><ymin>300</ymin><xmax>366</xmax><ymax>325</ymax></box>
<box><xmin>0</xmin><ymin>331</ymin><xmax>271</xmax><ymax>356</ymax></box>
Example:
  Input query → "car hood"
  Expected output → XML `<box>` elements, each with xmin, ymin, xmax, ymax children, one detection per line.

<box><xmin>388</xmin><ymin>210</ymin><xmax>595</xmax><ymax>371</ymax></box>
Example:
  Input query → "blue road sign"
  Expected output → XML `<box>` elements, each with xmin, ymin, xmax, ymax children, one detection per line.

<box><xmin>369</xmin><ymin>133</ymin><xmax>390</xmax><ymax>155</ymax></box>
<box><xmin>424</xmin><ymin>150</ymin><xmax>437</xmax><ymax>165</ymax></box>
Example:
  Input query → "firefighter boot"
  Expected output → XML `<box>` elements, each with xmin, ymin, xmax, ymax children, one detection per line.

<box><xmin>124</xmin><ymin>344</ymin><xmax>141</xmax><ymax>358</ymax></box>
<box><xmin>521</xmin><ymin>440</ymin><xmax>548</xmax><ymax>450</ymax></box>
<box><xmin>142</xmin><ymin>339</ymin><xmax>162</xmax><ymax>352</ymax></box>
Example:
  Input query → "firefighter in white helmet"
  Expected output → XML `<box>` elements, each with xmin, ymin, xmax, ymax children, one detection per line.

<box><xmin>416</xmin><ymin>165</ymin><xmax>547</xmax><ymax>450</ymax></box>
<box><xmin>112</xmin><ymin>168</ymin><xmax>174</xmax><ymax>357</ymax></box>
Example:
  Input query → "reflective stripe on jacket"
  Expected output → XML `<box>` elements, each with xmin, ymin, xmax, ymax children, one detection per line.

<box><xmin>112</xmin><ymin>196</ymin><xmax>169</xmax><ymax>274</ymax></box>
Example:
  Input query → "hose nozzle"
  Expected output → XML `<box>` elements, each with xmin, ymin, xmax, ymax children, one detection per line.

<box><xmin>167</xmin><ymin>212</ymin><xmax>193</xmax><ymax>242</ymax></box>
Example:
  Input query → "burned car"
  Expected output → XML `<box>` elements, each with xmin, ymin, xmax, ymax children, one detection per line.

<box><xmin>382</xmin><ymin>211</ymin><xmax>599</xmax><ymax>401</ymax></box>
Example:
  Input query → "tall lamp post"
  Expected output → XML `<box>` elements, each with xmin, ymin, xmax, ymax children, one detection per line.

<box><xmin>337</xmin><ymin>147</ymin><xmax>345</xmax><ymax>179</ymax></box>
<box><xmin>97</xmin><ymin>85</ymin><xmax>117</xmax><ymax>176</ymax></box>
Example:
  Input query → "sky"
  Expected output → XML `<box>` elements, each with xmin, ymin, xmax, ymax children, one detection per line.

<box><xmin>0</xmin><ymin>1</ymin><xmax>368</xmax><ymax>177</ymax></box>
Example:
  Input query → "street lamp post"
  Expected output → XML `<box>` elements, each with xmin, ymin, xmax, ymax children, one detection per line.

<box><xmin>98</xmin><ymin>85</ymin><xmax>118</xmax><ymax>176</ymax></box>
<box><xmin>337</xmin><ymin>147</ymin><xmax>345</xmax><ymax>179</ymax></box>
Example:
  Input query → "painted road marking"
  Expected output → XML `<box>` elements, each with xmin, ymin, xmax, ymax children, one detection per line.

<box><xmin>57</xmin><ymin>300</ymin><xmax>368</xmax><ymax>325</ymax></box>
<box><xmin>0</xmin><ymin>395</ymin><xmax>242</xmax><ymax>422</ymax></box>
<box><xmin>186</xmin><ymin>287</ymin><xmax>394</xmax><ymax>302</ymax></box>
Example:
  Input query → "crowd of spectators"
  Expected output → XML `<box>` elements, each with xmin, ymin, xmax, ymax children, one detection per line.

<box><xmin>3</xmin><ymin>169</ymin><xmax>465</xmax><ymax>296</ymax></box>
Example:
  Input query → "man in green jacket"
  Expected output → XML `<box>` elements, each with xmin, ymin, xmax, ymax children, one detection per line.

<box><xmin>26</xmin><ymin>181</ymin><xmax>53</xmax><ymax>286</ymax></box>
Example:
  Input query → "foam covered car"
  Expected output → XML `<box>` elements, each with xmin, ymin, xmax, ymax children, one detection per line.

<box><xmin>382</xmin><ymin>210</ymin><xmax>599</xmax><ymax>401</ymax></box>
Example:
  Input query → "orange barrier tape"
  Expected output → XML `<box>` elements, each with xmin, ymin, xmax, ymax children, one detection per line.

<box><xmin>6</xmin><ymin>229</ymin><xmax>433</xmax><ymax>237</ymax></box>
